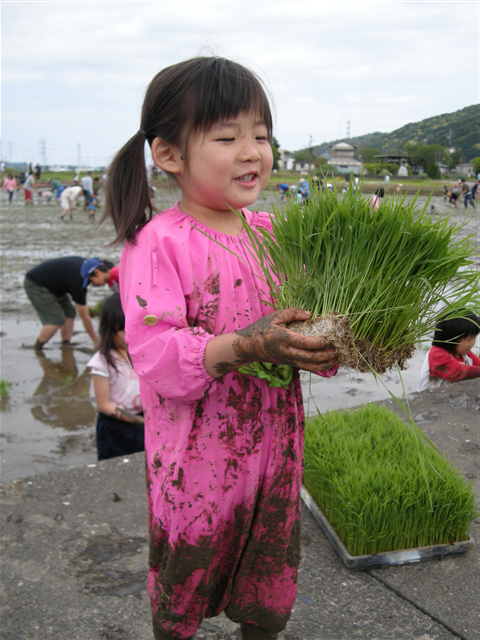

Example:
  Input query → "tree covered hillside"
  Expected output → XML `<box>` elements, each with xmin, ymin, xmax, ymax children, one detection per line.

<box><xmin>311</xmin><ymin>105</ymin><xmax>478</xmax><ymax>161</ymax></box>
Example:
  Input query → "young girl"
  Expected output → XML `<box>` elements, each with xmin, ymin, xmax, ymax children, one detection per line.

<box><xmin>368</xmin><ymin>187</ymin><xmax>385</xmax><ymax>211</ymax></box>
<box><xmin>87</xmin><ymin>293</ymin><xmax>144</xmax><ymax>460</ymax></box>
<box><xmin>418</xmin><ymin>310</ymin><xmax>480</xmax><ymax>392</ymax></box>
<box><xmin>3</xmin><ymin>173</ymin><xmax>17</xmax><ymax>204</ymax></box>
<box><xmin>105</xmin><ymin>57</ymin><xmax>337</xmax><ymax>640</ymax></box>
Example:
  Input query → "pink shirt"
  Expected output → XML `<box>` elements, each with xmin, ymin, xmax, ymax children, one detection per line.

<box><xmin>3</xmin><ymin>177</ymin><xmax>16</xmax><ymax>191</ymax></box>
<box><xmin>119</xmin><ymin>203</ymin><xmax>305</xmax><ymax>531</ymax></box>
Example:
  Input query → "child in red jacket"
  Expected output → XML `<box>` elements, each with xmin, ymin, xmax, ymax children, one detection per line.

<box><xmin>418</xmin><ymin>310</ymin><xmax>480</xmax><ymax>391</ymax></box>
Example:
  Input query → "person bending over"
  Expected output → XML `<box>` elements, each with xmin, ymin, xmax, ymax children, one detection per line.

<box><xmin>24</xmin><ymin>256</ymin><xmax>115</xmax><ymax>349</ymax></box>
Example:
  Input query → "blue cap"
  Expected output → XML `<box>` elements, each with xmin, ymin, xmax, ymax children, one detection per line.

<box><xmin>80</xmin><ymin>257</ymin><xmax>102</xmax><ymax>288</ymax></box>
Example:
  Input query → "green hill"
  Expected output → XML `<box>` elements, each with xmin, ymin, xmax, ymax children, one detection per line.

<box><xmin>311</xmin><ymin>104</ymin><xmax>479</xmax><ymax>161</ymax></box>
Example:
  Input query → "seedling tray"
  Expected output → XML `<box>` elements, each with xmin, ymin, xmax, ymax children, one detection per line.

<box><xmin>301</xmin><ymin>485</ymin><xmax>474</xmax><ymax>570</ymax></box>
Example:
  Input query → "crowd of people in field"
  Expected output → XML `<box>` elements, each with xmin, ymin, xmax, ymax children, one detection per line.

<box><xmin>1</xmin><ymin>166</ymin><xmax>105</xmax><ymax>219</ymax></box>
<box><xmin>444</xmin><ymin>177</ymin><xmax>479</xmax><ymax>208</ymax></box>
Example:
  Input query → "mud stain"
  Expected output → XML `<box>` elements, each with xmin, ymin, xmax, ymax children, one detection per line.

<box><xmin>72</xmin><ymin>531</ymin><xmax>148</xmax><ymax>598</ymax></box>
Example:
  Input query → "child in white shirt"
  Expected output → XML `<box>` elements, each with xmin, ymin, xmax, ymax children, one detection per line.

<box><xmin>87</xmin><ymin>293</ymin><xmax>144</xmax><ymax>460</ymax></box>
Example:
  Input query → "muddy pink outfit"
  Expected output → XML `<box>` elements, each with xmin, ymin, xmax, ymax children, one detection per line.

<box><xmin>120</xmin><ymin>204</ymin><xmax>305</xmax><ymax>638</ymax></box>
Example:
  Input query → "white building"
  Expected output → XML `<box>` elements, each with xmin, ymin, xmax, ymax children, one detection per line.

<box><xmin>294</xmin><ymin>160</ymin><xmax>316</xmax><ymax>172</ymax></box>
<box><xmin>277</xmin><ymin>150</ymin><xmax>295</xmax><ymax>171</ymax></box>
<box><xmin>454</xmin><ymin>162</ymin><xmax>474</xmax><ymax>177</ymax></box>
<box><xmin>328</xmin><ymin>141</ymin><xmax>363</xmax><ymax>175</ymax></box>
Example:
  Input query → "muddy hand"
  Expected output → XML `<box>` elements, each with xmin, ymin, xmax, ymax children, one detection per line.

<box><xmin>234</xmin><ymin>308</ymin><xmax>337</xmax><ymax>373</ymax></box>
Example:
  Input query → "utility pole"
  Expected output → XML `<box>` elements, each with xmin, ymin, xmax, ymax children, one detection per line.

<box><xmin>308</xmin><ymin>135</ymin><xmax>314</xmax><ymax>164</ymax></box>
<box><xmin>39</xmin><ymin>139</ymin><xmax>47</xmax><ymax>166</ymax></box>
<box><xmin>8</xmin><ymin>143</ymin><xmax>13</xmax><ymax>162</ymax></box>
<box><xmin>446</xmin><ymin>129</ymin><xmax>453</xmax><ymax>169</ymax></box>
<box><xmin>447</xmin><ymin>129</ymin><xmax>452</xmax><ymax>171</ymax></box>
<box><xmin>346</xmin><ymin>121</ymin><xmax>351</xmax><ymax>138</ymax></box>
<box><xmin>77</xmin><ymin>144</ymin><xmax>82</xmax><ymax>168</ymax></box>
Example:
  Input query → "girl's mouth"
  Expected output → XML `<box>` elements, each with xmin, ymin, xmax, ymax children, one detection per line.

<box><xmin>235</xmin><ymin>173</ymin><xmax>258</xmax><ymax>184</ymax></box>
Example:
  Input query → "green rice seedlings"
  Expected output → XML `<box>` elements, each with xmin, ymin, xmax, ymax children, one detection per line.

<box><xmin>242</xmin><ymin>186</ymin><xmax>479</xmax><ymax>373</ymax></box>
<box><xmin>0</xmin><ymin>380</ymin><xmax>11</xmax><ymax>400</ymax></box>
<box><xmin>303</xmin><ymin>404</ymin><xmax>477</xmax><ymax>556</ymax></box>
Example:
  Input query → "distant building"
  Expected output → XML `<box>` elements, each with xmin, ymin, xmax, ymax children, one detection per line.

<box><xmin>374</xmin><ymin>152</ymin><xmax>410</xmax><ymax>176</ymax></box>
<box><xmin>328</xmin><ymin>141</ymin><xmax>363</xmax><ymax>175</ymax></box>
<box><xmin>454</xmin><ymin>162</ymin><xmax>474</xmax><ymax>177</ymax></box>
<box><xmin>374</xmin><ymin>152</ymin><xmax>411</xmax><ymax>165</ymax></box>
<box><xmin>277</xmin><ymin>150</ymin><xmax>295</xmax><ymax>171</ymax></box>
<box><xmin>294</xmin><ymin>160</ymin><xmax>316</xmax><ymax>172</ymax></box>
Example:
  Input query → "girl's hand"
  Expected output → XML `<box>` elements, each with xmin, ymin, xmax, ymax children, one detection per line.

<box><xmin>234</xmin><ymin>308</ymin><xmax>336</xmax><ymax>373</ymax></box>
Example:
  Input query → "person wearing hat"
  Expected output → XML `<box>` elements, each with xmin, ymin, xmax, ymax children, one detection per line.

<box><xmin>24</xmin><ymin>256</ymin><xmax>114</xmax><ymax>349</ymax></box>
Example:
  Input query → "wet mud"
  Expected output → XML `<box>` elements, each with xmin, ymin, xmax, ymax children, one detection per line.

<box><xmin>1</xmin><ymin>189</ymin><xmax>478</xmax><ymax>481</ymax></box>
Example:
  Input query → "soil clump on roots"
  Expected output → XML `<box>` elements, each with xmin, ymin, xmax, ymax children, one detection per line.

<box><xmin>288</xmin><ymin>312</ymin><xmax>415</xmax><ymax>374</ymax></box>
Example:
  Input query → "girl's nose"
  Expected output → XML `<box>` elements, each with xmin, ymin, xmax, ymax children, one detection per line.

<box><xmin>239</xmin><ymin>138</ymin><xmax>261</xmax><ymax>162</ymax></box>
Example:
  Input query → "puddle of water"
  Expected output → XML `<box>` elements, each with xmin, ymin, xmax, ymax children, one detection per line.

<box><xmin>1</xmin><ymin>319</ymin><xmax>98</xmax><ymax>480</ymax></box>
<box><xmin>0</xmin><ymin>192</ymin><xmax>478</xmax><ymax>481</ymax></box>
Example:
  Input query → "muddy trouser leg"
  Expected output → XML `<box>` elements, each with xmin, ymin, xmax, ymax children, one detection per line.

<box><xmin>224</xmin><ymin>488</ymin><xmax>302</xmax><ymax>638</ymax></box>
<box><xmin>240</xmin><ymin>622</ymin><xmax>278</xmax><ymax>639</ymax></box>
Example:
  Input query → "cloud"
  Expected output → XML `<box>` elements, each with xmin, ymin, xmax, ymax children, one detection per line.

<box><xmin>2</xmin><ymin>1</ymin><xmax>478</xmax><ymax>164</ymax></box>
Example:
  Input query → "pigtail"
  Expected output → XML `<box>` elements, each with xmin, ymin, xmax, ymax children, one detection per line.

<box><xmin>104</xmin><ymin>131</ymin><xmax>152</xmax><ymax>244</ymax></box>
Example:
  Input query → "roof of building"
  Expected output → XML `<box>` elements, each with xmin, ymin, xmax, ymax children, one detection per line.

<box><xmin>330</xmin><ymin>141</ymin><xmax>356</xmax><ymax>150</ymax></box>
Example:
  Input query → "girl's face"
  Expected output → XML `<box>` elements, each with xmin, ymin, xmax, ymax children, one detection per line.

<box><xmin>176</xmin><ymin>110</ymin><xmax>273</xmax><ymax>223</ymax></box>
<box><xmin>112</xmin><ymin>329</ymin><xmax>126</xmax><ymax>351</ymax></box>
<box><xmin>455</xmin><ymin>334</ymin><xmax>476</xmax><ymax>357</ymax></box>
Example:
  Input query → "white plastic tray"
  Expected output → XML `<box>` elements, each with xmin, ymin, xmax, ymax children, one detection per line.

<box><xmin>301</xmin><ymin>485</ymin><xmax>474</xmax><ymax>570</ymax></box>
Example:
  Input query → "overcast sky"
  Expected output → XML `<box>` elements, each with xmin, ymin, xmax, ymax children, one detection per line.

<box><xmin>2</xmin><ymin>1</ymin><xmax>478</xmax><ymax>168</ymax></box>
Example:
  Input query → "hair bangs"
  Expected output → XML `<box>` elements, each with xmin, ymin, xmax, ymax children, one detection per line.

<box><xmin>191</xmin><ymin>58</ymin><xmax>273</xmax><ymax>138</ymax></box>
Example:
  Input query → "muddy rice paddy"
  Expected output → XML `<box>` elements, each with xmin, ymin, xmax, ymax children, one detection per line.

<box><xmin>1</xmin><ymin>186</ymin><xmax>478</xmax><ymax>481</ymax></box>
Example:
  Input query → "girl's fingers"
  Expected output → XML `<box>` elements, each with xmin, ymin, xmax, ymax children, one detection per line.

<box><xmin>272</xmin><ymin>308</ymin><xmax>332</xmax><ymax>350</ymax></box>
<box><xmin>286</xmin><ymin>330</ymin><xmax>332</xmax><ymax>351</ymax></box>
<box><xmin>272</xmin><ymin>307</ymin><xmax>312</xmax><ymax>324</ymax></box>
<box><xmin>276</xmin><ymin>346</ymin><xmax>336</xmax><ymax>369</ymax></box>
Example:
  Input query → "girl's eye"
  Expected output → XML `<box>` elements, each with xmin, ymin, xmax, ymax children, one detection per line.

<box><xmin>217</xmin><ymin>138</ymin><xmax>235</xmax><ymax>142</ymax></box>
<box><xmin>256</xmin><ymin>136</ymin><xmax>268</xmax><ymax>142</ymax></box>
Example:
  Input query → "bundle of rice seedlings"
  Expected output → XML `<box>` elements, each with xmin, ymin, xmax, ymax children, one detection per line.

<box><xmin>303</xmin><ymin>404</ymin><xmax>477</xmax><ymax>556</ymax></box>
<box><xmin>243</xmin><ymin>187</ymin><xmax>479</xmax><ymax>373</ymax></box>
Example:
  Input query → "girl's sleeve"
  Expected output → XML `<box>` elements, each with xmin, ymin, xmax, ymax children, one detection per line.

<box><xmin>87</xmin><ymin>352</ymin><xmax>109</xmax><ymax>378</ymax></box>
<box><xmin>120</xmin><ymin>232</ymin><xmax>217</xmax><ymax>405</ymax></box>
<box><xmin>429</xmin><ymin>348</ymin><xmax>480</xmax><ymax>383</ymax></box>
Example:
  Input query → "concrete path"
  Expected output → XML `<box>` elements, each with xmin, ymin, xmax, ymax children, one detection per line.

<box><xmin>1</xmin><ymin>379</ymin><xmax>478</xmax><ymax>640</ymax></box>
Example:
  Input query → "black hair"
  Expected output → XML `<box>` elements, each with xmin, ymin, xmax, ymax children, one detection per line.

<box><xmin>432</xmin><ymin>309</ymin><xmax>480</xmax><ymax>354</ymax></box>
<box><xmin>104</xmin><ymin>56</ymin><xmax>273</xmax><ymax>244</ymax></box>
<box><xmin>98</xmin><ymin>293</ymin><xmax>125</xmax><ymax>371</ymax></box>
<box><xmin>374</xmin><ymin>187</ymin><xmax>385</xmax><ymax>197</ymax></box>
<box><xmin>96</xmin><ymin>260</ymin><xmax>114</xmax><ymax>273</ymax></box>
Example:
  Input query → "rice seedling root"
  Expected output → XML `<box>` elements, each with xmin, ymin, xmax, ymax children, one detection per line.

<box><xmin>288</xmin><ymin>312</ymin><xmax>415</xmax><ymax>374</ymax></box>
